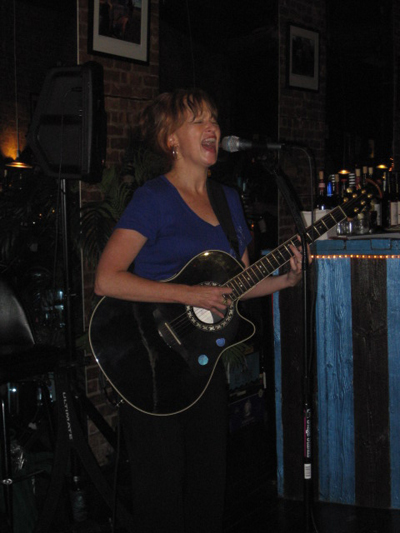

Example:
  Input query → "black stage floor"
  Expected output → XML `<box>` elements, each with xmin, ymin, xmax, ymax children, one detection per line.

<box><xmin>62</xmin><ymin>498</ymin><xmax>400</xmax><ymax>533</ymax></box>
<box><xmin>53</xmin><ymin>421</ymin><xmax>400</xmax><ymax>533</ymax></box>
<box><xmin>4</xmin><ymin>416</ymin><xmax>400</xmax><ymax>533</ymax></box>
<box><xmin>55</xmin><ymin>473</ymin><xmax>400</xmax><ymax>533</ymax></box>
<box><xmin>223</xmin><ymin>422</ymin><xmax>400</xmax><ymax>533</ymax></box>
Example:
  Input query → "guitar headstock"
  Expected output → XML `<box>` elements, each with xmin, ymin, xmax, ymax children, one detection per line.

<box><xmin>341</xmin><ymin>186</ymin><xmax>374</xmax><ymax>218</ymax></box>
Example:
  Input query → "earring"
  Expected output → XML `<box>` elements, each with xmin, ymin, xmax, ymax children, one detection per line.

<box><xmin>170</xmin><ymin>145</ymin><xmax>178</xmax><ymax>160</ymax></box>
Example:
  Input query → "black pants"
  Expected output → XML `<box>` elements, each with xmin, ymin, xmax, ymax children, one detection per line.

<box><xmin>119</xmin><ymin>364</ymin><xmax>228</xmax><ymax>533</ymax></box>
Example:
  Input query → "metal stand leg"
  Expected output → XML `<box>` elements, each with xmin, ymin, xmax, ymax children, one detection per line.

<box><xmin>34</xmin><ymin>369</ymin><xmax>134</xmax><ymax>533</ymax></box>
<box><xmin>1</xmin><ymin>386</ymin><xmax>14</xmax><ymax>533</ymax></box>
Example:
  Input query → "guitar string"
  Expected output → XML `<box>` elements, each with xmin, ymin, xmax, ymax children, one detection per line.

<box><xmin>152</xmin><ymin>230</ymin><xmax>319</xmax><ymax>342</ymax></box>
<box><xmin>160</xmin><ymin>205</ymin><xmax>335</xmax><ymax>336</ymax></box>
<box><xmin>161</xmin><ymin>239</ymin><xmax>299</xmax><ymax>337</ymax></box>
<box><xmin>157</xmin><ymin>191</ymin><xmax>367</xmax><ymax>341</ymax></box>
<box><xmin>160</xmin><ymin>260</ymin><xmax>276</xmax><ymax>341</ymax></box>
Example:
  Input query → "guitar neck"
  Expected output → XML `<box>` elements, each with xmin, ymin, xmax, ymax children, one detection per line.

<box><xmin>226</xmin><ymin>190</ymin><xmax>369</xmax><ymax>301</ymax></box>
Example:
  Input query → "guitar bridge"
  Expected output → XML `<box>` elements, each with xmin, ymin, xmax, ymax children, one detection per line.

<box><xmin>158</xmin><ymin>321</ymin><xmax>182</xmax><ymax>347</ymax></box>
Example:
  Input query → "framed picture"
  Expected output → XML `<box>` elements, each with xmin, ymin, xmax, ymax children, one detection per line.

<box><xmin>288</xmin><ymin>24</ymin><xmax>319</xmax><ymax>91</ymax></box>
<box><xmin>88</xmin><ymin>0</ymin><xmax>149</xmax><ymax>63</ymax></box>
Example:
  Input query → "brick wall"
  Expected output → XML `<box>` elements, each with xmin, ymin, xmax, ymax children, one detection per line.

<box><xmin>77</xmin><ymin>0</ymin><xmax>160</xmax><ymax>464</ymax></box>
<box><xmin>78</xmin><ymin>0</ymin><xmax>159</xmax><ymax>167</ymax></box>
<box><xmin>77</xmin><ymin>0</ymin><xmax>327</xmax><ymax>465</ymax></box>
<box><xmin>277</xmin><ymin>0</ymin><xmax>327</xmax><ymax>240</ymax></box>
<box><xmin>2</xmin><ymin>0</ymin><xmax>398</xmax><ymax>467</ymax></box>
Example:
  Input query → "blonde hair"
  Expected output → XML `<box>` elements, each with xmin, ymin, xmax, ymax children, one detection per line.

<box><xmin>139</xmin><ymin>88</ymin><xmax>218</xmax><ymax>165</ymax></box>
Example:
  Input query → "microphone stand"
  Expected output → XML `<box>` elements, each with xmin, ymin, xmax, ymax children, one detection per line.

<box><xmin>258</xmin><ymin>154</ymin><xmax>315</xmax><ymax>533</ymax></box>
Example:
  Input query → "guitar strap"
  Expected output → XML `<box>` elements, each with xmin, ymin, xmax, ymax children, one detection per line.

<box><xmin>206</xmin><ymin>179</ymin><xmax>242</xmax><ymax>262</ymax></box>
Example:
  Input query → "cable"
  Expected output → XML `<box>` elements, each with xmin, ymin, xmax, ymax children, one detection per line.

<box><xmin>111</xmin><ymin>404</ymin><xmax>123</xmax><ymax>533</ymax></box>
<box><xmin>184</xmin><ymin>0</ymin><xmax>196</xmax><ymax>87</ymax></box>
<box><xmin>302</xmin><ymin>147</ymin><xmax>319</xmax><ymax>533</ymax></box>
<box><xmin>12</xmin><ymin>0</ymin><xmax>20</xmax><ymax>158</ymax></box>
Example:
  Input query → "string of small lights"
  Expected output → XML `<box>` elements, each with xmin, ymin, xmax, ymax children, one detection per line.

<box><xmin>312</xmin><ymin>254</ymin><xmax>400</xmax><ymax>260</ymax></box>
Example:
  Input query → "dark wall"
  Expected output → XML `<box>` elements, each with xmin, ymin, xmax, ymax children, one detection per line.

<box><xmin>325</xmin><ymin>0</ymin><xmax>394</xmax><ymax>171</ymax></box>
<box><xmin>0</xmin><ymin>0</ymin><xmax>77</xmax><ymax>164</ymax></box>
<box><xmin>159</xmin><ymin>1</ymin><xmax>279</xmax><ymax>142</ymax></box>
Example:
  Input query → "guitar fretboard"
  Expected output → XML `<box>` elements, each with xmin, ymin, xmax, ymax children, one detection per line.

<box><xmin>226</xmin><ymin>190</ymin><xmax>369</xmax><ymax>301</ymax></box>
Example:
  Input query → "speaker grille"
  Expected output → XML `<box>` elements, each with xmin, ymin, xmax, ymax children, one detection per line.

<box><xmin>27</xmin><ymin>62</ymin><xmax>106</xmax><ymax>183</ymax></box>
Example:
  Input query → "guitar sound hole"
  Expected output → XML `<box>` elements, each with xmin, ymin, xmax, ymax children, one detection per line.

<box><xmin>192</xmin><ymin>306</ymin><xmax>224</xmax><ymax>325</ymax></box>
<box><xmin>185</xmin><ymin>281</ymin><xmax>235</xmax><ymax>332</ymax></box>
<box><xmin>186</xmin><ymin>303</ymin><xmax>234</xmax><ymax>332</ymax></box>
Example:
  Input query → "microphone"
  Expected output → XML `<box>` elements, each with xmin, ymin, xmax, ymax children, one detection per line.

<box><xmin>221</xmin><ymin>135</ymin><xmax>285</xmax><ymax>152</ymax></box>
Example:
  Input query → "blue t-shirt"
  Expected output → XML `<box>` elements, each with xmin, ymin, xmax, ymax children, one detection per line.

<box><xmin>115</xmin><ymin>175</ymin><xmax>252</xmax><ymax>280</ymax></box>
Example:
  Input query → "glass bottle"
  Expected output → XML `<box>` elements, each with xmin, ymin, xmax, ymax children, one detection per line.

<box><xmin>355</xmin><ymin>167</ymin><xmax>361</xmax><ymax>189</ymax></box>
<box><xmin>396</xmin><ymin>173</ymin><xmax>400</xmax><ymax>226</ymax></box>
<box><xmin>381</xmin><ymin>172</ymin><xmax>390</xmax><ymax>229</ymax></box>
<box><xmin>339</xmin><ymin>172</ymin><xmax>349</xmax><ymax>199</ymax></box>
<box><xmin>368</xmin><ymin>166</ymin><xmax>374</xmax><ymax>183</ymax></box>
<box><xmin>326</xmin><ymin>179</ymin><xmax>333</xmax><ymax>209</ymax></box>
<box><xmin>362</xmin><ymin>166</ymin><xmax>368</xmax><ymax>188</ymax></box>
<box><xmin>389</xmin><ymin>173</ymin><xmax>398</xmax><ymax>227</ymax></box>
<box><xmin>333</xmin><ymin>173</ymin><xmax>340</xmax><ymax>206</ymax></box>
<box><xmin>316</xmin><ymin>170</ymin><xmax>327</xmax><ymax>210</ymax></box>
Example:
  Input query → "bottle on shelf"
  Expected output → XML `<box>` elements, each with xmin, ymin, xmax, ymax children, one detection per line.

<box><xmin>362</xmin><ymin>166</ymin><xmax>368</xmax><ymax>188</ymax></box>
<box><xmin>316</xmin><ymin>170</ymin><xmax>328</xmax><ymax>210</ymax></box>
<box><xmin>381</xmin><ymin>171</ymin><xmax>391</xmax><ymax>229</ymax></box>
<box><xmin>333</xmin><ymin>173</ymin><xmax>340</xmax><ymax>205</ymax></box>
<box><xmin>238</xmin><ymin>176</ymin><xmax>251</xmax><ymax>217</ymax></box>
<box><xmin>396</xmin><ymin>173</ymin><xmax>400</xmax><ymax>226</ymax></box>
<box><xmin>326</xmin><ymin>179</ymin><xmax>333</xmax><ymax>209</ymax></box>
<box><xmin>375</xmin><ymin>165</ymin><xmax>387</xmax><ymax>187</ymax></box>
<box><xmin>369</xmin><ymin>199</ymin><xmax>379</xmax><ymax>232</ymax></box>
<box><xmin>339</xmin><ymin>171</ymin><xmax>349</xmax><ymax>199</ymax></box>
<box><xmin>368</xmin><ymin>166</ymin><xmax>375</xmax><ymax>183</ymax></box>
<box><xmin>365</xmin><ymin>165</ymin><xmax>383</xmax><ymax>228</ymax></box>
<box><xmin>389</xmin><ymin>172</ymin><xmax>398</xmax><ymax>227</ymax></box>
<box><xmin>355</xmin><ymin>167</ymin><xmax>362</xmax><ymax>189</ymax></box>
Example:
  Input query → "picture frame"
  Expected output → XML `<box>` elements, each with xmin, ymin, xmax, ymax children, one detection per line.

<box><xmin>88</xmin><ymin>0</ymin><xmax>149</xmax><ymax>63</ymax></box>
<box><xmin>288</xmin><ymin>24</ymin><xmax>319</xmax><ymax>91</ymax></box>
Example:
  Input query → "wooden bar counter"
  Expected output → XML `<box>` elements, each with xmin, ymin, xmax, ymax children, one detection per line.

<box><xmin>272</xmin><ymin>237</ymin><xmax>400</xmax><ymax>509</ymax></box>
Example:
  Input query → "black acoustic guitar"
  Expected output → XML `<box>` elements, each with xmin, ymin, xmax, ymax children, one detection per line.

<box><xmin>89</xmin><ymin>189</ymin><xmax>371</xmax><ymax>416</ymax></box>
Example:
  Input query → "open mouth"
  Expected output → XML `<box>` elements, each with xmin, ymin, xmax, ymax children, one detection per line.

<box><xmin>202</xmin><ymin>137</ymin><xmax>217</xmax><ymax>150</ymax></box>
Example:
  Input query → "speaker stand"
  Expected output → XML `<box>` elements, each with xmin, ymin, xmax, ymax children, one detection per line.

<box><xmin>34</xmin><ymin>368</ymin><xmax>133</xmax><ymax>533</ymax></box>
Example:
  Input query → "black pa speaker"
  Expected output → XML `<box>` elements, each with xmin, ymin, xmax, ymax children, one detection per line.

<box><xmin>27</xmin><ymin>61</ymin><xmax>107</xmax><ymax>183</ymax></box>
